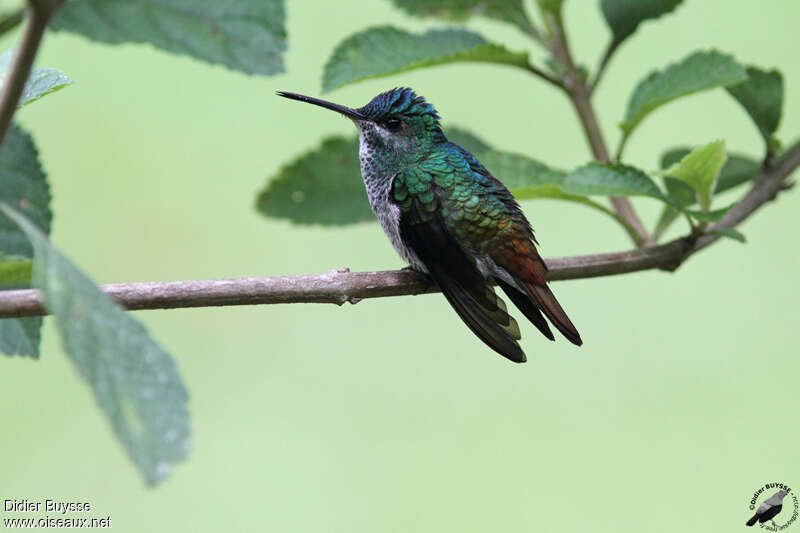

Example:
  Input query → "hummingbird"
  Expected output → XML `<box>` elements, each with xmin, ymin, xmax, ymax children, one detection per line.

<box><xmin>277</xmin><ymin>88</ymin><xmax>582</xmax><ymax>362</ymax></box>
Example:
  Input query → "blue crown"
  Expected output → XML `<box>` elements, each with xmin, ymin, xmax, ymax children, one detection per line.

<box><xmin>358</xmin><ymin>88</ymin><xmax>441</xmax><ymax>126</ymax></box>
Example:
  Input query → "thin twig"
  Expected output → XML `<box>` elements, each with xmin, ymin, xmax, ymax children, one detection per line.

<box><xmin>540</xmin><ymin>11</ymin><xmax>654</xmax><ymax>247</ymax></box>
<box><xmin>526</xmin><ymin>63</ymin><xmax>564</xmax><ymax>90</ymax></box>
<box><xmin>589</xmin><ymin>40</ymin><xmax>620</xmax><ymax>94</ymax></box>
<box><xmin>1</xmin><ymin>141</ymin><xmax>797</xmax><ymax>319</ymax></box>
<box><xmin>0</xmin><ymin>0</ymin><xmax>63</xmax><ymax>146</ymax></box>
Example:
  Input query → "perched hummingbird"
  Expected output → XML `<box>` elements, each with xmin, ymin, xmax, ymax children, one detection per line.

<box><xmin>277</xmin><ymin>88</ymin><xmax>582</xmax><ymax>362</ymax></box>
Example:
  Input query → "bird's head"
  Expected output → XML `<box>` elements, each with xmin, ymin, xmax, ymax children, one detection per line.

<box><xmin>277</xmin><ymin>88</ymin><xmax>445</xmax><ymax>171</ymax></box>
<box><xmin>355</xmin><ymin>87</ymin><xmax>444</xmax><ymax>147</ymax></box>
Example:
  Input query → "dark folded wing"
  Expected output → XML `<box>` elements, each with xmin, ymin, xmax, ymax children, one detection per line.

<box><xmin>397</xmin><ymin>192</ymin><xmax>525</xmax><ymax>363</ymax></box>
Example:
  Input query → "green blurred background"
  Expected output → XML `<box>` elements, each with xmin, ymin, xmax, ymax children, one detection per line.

<box><xmin>2</xmin><ymin>1</ymin><xmax>799</xmax><ymax>531</ymax></box>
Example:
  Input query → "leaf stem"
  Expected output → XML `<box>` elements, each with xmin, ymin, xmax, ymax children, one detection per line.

<box><xmin>614</xmin><ymin>134</ymin><xmax>629</xmax><ymax>162</ymax></box>
<box><xmin>589</xmin><ymin>39</ymin><xmax>620</xmax><ymax>94</ymax></box>
<box><xmin>525</xmin><ymin>62</ymin><xmax>564</xmax><ymax>89</ymax></box>
<box><xmin>0</xmin><ymin>0</ymin><xmax>63</xmax><ymax>147</ymax></box>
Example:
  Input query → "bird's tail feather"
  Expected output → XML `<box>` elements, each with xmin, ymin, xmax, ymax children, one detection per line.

<box><xmin>433</xmin><ymin>269</ymin><xmax>526</xmax><ymax>363</ymax></box>
<box><xmin>496</xmin><ymin>278</ymin><xmax>554</xmax><ymax>341</ymax></box>
<box><xmin>523</xmin><ymin>281</ymin><xmax>582</xmax><ymax>346</ymax></box>
<box><xmin>746</xmin><ymin>515</ymin><xmax>758</xmax><ymax>527</ymax></box>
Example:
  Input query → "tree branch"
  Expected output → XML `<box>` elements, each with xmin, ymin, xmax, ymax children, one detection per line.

<box><xmin>0</xmin><ymin>0</ymin><xmax>63</xmax><ymax>146</ymax></box>
<box><xmin>542</xmin><ymin>11</ymin><xmax>654</xmax><ymax>248</ymax></box>
<box><xmin>0</xmin><ymin>248</ymin><xmax>688</xmax><ymax>318</ymax></box>
<box><xmin>1</xmin><ymin>141</ymin><xmax>797</xmax><ymax>320</ymax></box>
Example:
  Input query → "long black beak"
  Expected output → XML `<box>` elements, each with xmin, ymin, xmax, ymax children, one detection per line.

<box><xmin>276</xmin><ymin>91</ymin><xmax>366</xmax><ymax>121</ymax></box>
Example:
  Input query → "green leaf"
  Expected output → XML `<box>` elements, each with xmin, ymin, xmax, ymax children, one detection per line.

<box><xmin>257</xmin><ymin>136</ymin><xmax>372</xmax><ymax>226</ymax></box>
<box><xmin>655</xmin><ymin>148</ymin><xmax>759</xmax><ymax>239</ymax></box>
<box><xmin>0</xmin><ymin>49</ymin><xmax>72</xmax><ymax>107</ymax></box>
<box><xmin>322</xmin><ymin>26</ymin><xmax>529</xmax><ymax>92</ymax></box>
<box><xmin>711</xmin><ymin>227</ymin><xmax>746</xmax><ymax>243</ymax></box>
<box><xmin>562</xmin><ymin>162</ymin><xmax>664</xmax><ymax>198</ymax></box>
<box><xmin>390</xmin><ymin>0</ymin><xmax>537</xmax><ymax>37</ymax></box>
<box><xmin>726</xmin><ymin>66</ymin><xmax>784</xmax><ymax>154</ymax></box>
<box><xmin>661</xmin><ymin>140</ymin><xmax>727</xmax><ymax>210</ymax></box>
<box><xmin>601</xmin><ymin>0</ymin><xmax>683</xmax><ymax>47</ymax></box>
<box><xmin>50</xmin><ymin>0</ymin><xmax>286</xmax><ymax>76</ymax></box>
<box><xmin>0</xmin><ymin>205</ymin><xmax>190</xmax><ymax>485</ymax></box>
<box><xmin>683</xmin><ymin>203</ymin><xmax>733</xmax><ymax>223</ymax></box>
<box><xmin>0</xmin><ymin>125</ymin><xmax>51</xmax><ymax>358</ymax></box>
<box><xmin>620</xmin><ymin>50</ymin><xmax>747</xmax><ymax>142</ymax></box>
<box><xmin>19</xmin><ymin>67</ymin><xmax>72</xmax><ymax>106</ymax></box>
<box><xmin>661</xmin><ymin>148</ymin><xmax>760</xmax><ymax>195</ymax></box>
<box><xmin>0</xmin><ymin>253</ymin><xmax>32</xmax><ymax>286</ymax></box>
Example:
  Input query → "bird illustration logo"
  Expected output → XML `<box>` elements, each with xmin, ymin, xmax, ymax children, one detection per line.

<box><xmin>748</xmin><ymin>489</ymin><xmax>790</xmax><ymax>528</ymax></box>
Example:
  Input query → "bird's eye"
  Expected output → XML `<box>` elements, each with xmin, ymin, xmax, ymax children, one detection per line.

<box><xmin>385</xmin><ymin>118</ymin><xmax>402</xmax><ymax>132</ymax></box>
